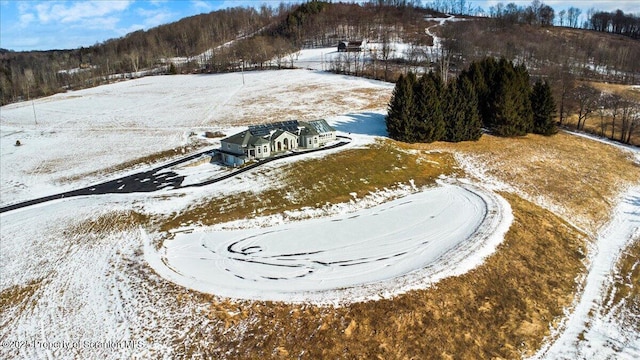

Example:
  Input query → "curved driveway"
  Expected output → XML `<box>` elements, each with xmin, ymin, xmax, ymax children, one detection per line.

<box><xmin>0</xmin><ymin>136</ymin><xmax>351</xmax><ymax>213</ymax></box>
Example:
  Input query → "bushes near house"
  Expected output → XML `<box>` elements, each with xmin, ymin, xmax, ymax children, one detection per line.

<box><xmin>386</xmin><ymin>57</ymin><xmax>557</xmax><ymax>143</ymax></box>
<box><xmin>204</xmin><ymin>131</ymin><xmax>226</xmax><ymax>138</ymax></box>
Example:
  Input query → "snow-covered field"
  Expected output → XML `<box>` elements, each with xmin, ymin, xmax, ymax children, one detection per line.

<box><xmin>0</xmin><ymin>69</ymin><xmax>514</xmax><ymax>358</ymax></box>
<box><xmin>0</xmin><ymin>69</ymin><xmax>393</xmax><ymax>205</ymax></box>
<box><xmin>146</xmin><ymin>183</ymin><xmax>512</xmax><ymax>304</ymax></box>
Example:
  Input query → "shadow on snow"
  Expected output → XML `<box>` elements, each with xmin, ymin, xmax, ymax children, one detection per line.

<box><xmin>331</xmin><ymin>112</ymin><xmax>388</xmax><ymax>137</ymax></box>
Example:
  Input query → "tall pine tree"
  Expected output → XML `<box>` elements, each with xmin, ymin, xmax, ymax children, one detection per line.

<box><xmin>444</xmin><ymin>77</ymin><xmax>482</xmax><ymax>142</ymax></box>
<box><xmin>513</xmin><ymin>62</ymin><xmax>534</xmax><ymax>134</ymax></box>
<box><xmin>531</xmin><ymin>80</ymin><xmax>558</xmax><ymax>135</ymax></box>
<box><xmin>460</xmin><ymin>57</ymin><xmax>537</xmax><ymax>137</ymax></box>
<box><xmin>386</xmin><ymin>73</ymin><xmax>416</xmax><ymax>142</ymax></box>
<box><xmin>483</xmin><ymin>59</ymin><xmax>533</xmax><ymax>136</ymax></box>
<box><xmin>413</xmin><ymin>72</ymin><xmax>446</xmax><ymax>143</ymax></box>
<box><xmin>491</xmin><ymin>68</ymin><xmax>524</xmax><ymax>136</ymax></box>
<box><xmin>459</xmin><ymin>58</ymin><xmax>492</xmax><ymax>129</ymax></box>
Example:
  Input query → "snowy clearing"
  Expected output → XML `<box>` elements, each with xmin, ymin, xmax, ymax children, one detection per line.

<box><xmin>146</xmin><ymin>182</ymin><xmax>512</xmax><ymax>304</ymax></box>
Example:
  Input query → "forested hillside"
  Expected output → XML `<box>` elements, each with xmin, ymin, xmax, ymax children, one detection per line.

<box><xmin>0</xmin><ymin>2</ymin><xmax>438</xmax><ymax>105</ymax></box>
<box><xmin>0</xmin><ymin>6</ymin><xmax>279</xmax><ymax>104</ymax></box>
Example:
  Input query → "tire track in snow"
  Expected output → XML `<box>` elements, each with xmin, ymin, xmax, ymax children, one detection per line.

<box><xmin>144</xmin><ymin>182</ymin><xmax>513</xmax><ymax>305</ymax></box>
<box><xmin>531</xmin><ymin>186</ymin><xmax>640</xmax><ymax>359</ymax></box>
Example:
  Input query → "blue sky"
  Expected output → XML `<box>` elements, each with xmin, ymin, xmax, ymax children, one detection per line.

<box><xmin>1</xmin><ymin>1</ymin><xmax>639</xmax><ymax>51</ymax></box>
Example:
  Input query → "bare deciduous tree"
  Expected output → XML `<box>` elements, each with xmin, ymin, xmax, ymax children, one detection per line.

<box><xmin>573</xmin><ymin>84</ymin><xmax>599</xmax><ymax>130</ymax></box>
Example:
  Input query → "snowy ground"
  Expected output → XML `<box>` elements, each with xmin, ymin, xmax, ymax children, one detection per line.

<box><xmin>146</xmin><ymin>182</ymin><xmax>512</xmax><ymax>304</ymax></box>
<box><xmin>0</xmin><ymin>69</ymin><xmax>393</xmax><ymax>205</ymax></box>
<box><xmin>530</xmin><ymin>186</ymin><xmax>640</xmax><ymax>360</ymax></box>
<box><xmin>239</xmin><ymin>16</ymin><xmax>460</xmax><ymax>72</ymax></box>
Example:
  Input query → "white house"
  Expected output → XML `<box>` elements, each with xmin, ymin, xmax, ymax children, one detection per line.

<box><xmin>298</xmin><ymin>119</ymin><xmax>337</xmax><ymax>149</ymax></box>
<box><xmin>219</xmin><ymin>120</ymin><xmax>336</xmax><ymax>166</ymax></box>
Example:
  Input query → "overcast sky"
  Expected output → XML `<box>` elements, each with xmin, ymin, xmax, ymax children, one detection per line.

<box><xmin>1</xmin><ymin>0</ymin><xmax>639</xmax><ymax>51</ymax></box>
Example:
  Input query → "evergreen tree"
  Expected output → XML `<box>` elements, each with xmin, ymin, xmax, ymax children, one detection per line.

<box><xmin>531</xmin><ymin>80</ymin><xmax>558</xmax><ymax>135</ymax></box>
<box><xmin>386</xmin><ymin>58</ymin><xmax>542</xmax><ymax>143</ymax></box>
<box><xmin>491</xmin><ymin>68</ymin><xmax>525</xmax><ymax>136</ymax></box>
<box><xmin>483</xmin><ymin>59</ymin><xmax>533</xmax><ymax>136</ymax></box>
<box><xmin>413</xmin><ymin>72</ymin><xmax>445</xmax><ymax>142</ymax></box>
<box><xmin>386</xmin><ymin>73</ymin><xmax>416</xmax><ymax>142</ymax></box>
<box><xmin>460</xmin><ymin>57</ymin><xmax>536</xmax><ymax>137</ymax></box>
<box><xmin>444</xmin><ymin>77</ymin><xmax>482</xmax><ymax>142</ymax></box>
<box><xmin>459</xmin><ymin>59</ymin><xmax>491</xmax><ymax>128</ymax></box>
<box><xmin>513</xmin><ymin>62</ymin><xmax>534</xmax><ymax>133</ymax></box>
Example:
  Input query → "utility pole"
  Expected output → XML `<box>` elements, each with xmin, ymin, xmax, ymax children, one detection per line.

<box><xmin>241</xmin><ymin>59</ymin><xmax>245</xmax><ymax>85</ymax></box>
<box><xmin>31</xmin><ymin>98</ymin><xmax>38</xmax><ymax>125</ymax></box>
<box><xmin>26</xmin><ymin>80</ymin><xmax>37</xmax><ymax>125</ymax></box>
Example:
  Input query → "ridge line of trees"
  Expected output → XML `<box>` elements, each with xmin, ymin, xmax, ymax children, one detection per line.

<box><xmin>588</xmin><ymin>9</ymin><xmax>640</xmax><ymax>39</ymax></box>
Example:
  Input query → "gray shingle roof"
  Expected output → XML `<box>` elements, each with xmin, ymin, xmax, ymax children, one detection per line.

<box><xmin>222</xmin><ymin>130</ymin><xmax>268</xmax><ymax>148</ymax></box>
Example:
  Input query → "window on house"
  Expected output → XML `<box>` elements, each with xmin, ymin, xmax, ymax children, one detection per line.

<box><xmin>257</xmin><ymin>147</ymin><xmax>261</xmax><ymax>154</ymax></box>
<box><xmin>264</xmin><ymin>145</ymin><xmax>268</xmax><ymax>152</ymax></box>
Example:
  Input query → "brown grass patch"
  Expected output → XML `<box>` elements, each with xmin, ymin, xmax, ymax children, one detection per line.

<box><xmin>590</xmin><ymin>82</ymin><xmax>640</xmax><ymax>102</ymax></box>
<box><xmin>158</xmin><ymin>141</ymin><xmax>456</xmax><ymax>232</ymax></box>
<box><xmin>427</xmin><ymin>132</ymin><xmax>640</xmax><ymax>233</ymax></box>
<box><xmin>0</xmin><ymin>278</ymin><xmax>44</xmax><ymax>315</ymax></box>
<box><xmin>66</xmin><ymin>210</ymin><xmax>150</xmax><ymax>236</ymax></box>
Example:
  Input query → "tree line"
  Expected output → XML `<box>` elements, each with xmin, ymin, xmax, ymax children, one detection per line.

<box><xmin>588</xmin><ymin>10</ymin><xmax>640</xmax><ymax>39</ymax></box>
<box><xmin>386</xmin><ymin>57</ymin><xmax>556</xmax><ymax>143</ymax></box>
<box><xmin>564</xmin><ymin>84</ymin><xmax>639</xmax><ymax>145</ymax></box>
<box><xmin>0</xmin><ymin>6</ymin><xmax>279</xmax><ymax>105</ymax></box>
<box><xmin>0</xmin><ymin>1</ymin><xmax>432</xmax><ymax>105</ymax></box>
<box><xmin>487</xmin><ymin>0</ymin><xmax>558</xmax><ymax>27</ymax></box>
<box><xmin>486</xmin><ymin>1</ymin><xmax>640</xmax><ymax>39</ymax></box>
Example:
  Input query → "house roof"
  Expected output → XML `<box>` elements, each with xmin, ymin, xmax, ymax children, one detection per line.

<box><xmin>253</xmin><ymin>136</ymin><xmax>270</xmax><ymax>145</ymax></box>
<box><xmin>222</xmin><ymin>130</ymin><xmax>268</xmax><ymax>148</ymax></box>
<box><xmin>298</xmin><ymin>125</ymin><xmax>318</xmax><ymax>137</ymax></box>
<box><xmin>221</xmin><ymin>130</ymin><xmax>251</xmax><ymax>146</ymax></box>
<box><xmin>309</xmin><ymin>119</ymin><xmax>335</xmax><ymax>133</ymax></box>
<box><xmin>222</xmin><ymin>119</ymin><xmax>335</xmax><ymax>147</ymax></box>
<box><xmin>271</xmin><ymin>129</ymin><xmax>297</xmax><ymax>140</ymax></box>
<box><xmin>249</xmin><ymin>120</ymin><xmax>299</xmax><ymax>136</ymax></box>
